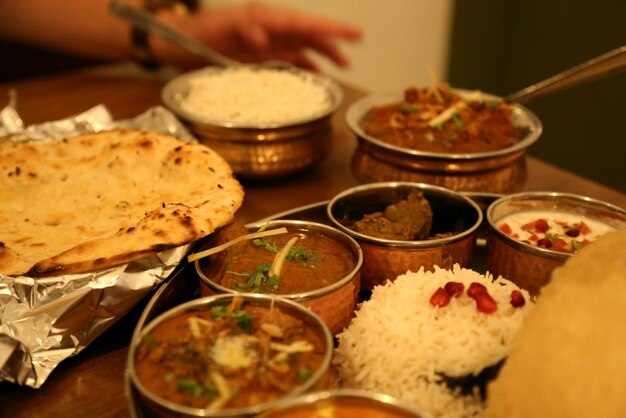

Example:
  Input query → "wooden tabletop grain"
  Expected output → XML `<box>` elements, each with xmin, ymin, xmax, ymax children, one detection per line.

<box><xmin>0</xmin><ymin>63</ymin><xmax>624</xmax><ymax>418</ymax></box>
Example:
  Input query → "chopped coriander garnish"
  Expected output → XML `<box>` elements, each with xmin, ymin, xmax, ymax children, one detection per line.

<box><xmin>265</xmin><ymin>275</ymin><xmax>280</xmax><ymax>287</ymax></box>
<box><xmin>176</xmin><ymin>377</ymin><xmax>219</xmax><ymax>398</ymax></box>
<box><xmin>487</xmin><ymin>100</ymin><xmax>500</xmax><ymax>108</ymax></box>
<box><xmin>297</xmin><ymin>367</ymin><xmax>312</xmax><ymax>382</ymax></box>
<box><xmin>451</xmin><ymin>113</ymin><xmax>464</xmax><ymax>130</ymax></box>
<box><xmin>286</xmin><ymin>246</ymin><xmax>318</xmax><ymax>262</ymax></box>
<box><xmin>233</xmin><ymin>263</ymin><xmax>280</xmax><ymax>293</ymax></box>
<box><xmin>572</xmin><ymin>240</ymin><xmax>583</xmax><ymax>252</ymax></box>
<box><xmin>211</xmin><ymin>306</ymin><xmax>254</xmax><ymax>333</ymax></box>
<box><xmin>233</xmin><ymin>311</ymin><xmax>253</xmax><ymax>333</ymax></box>
<box><xmin>176</xmin><ymin>378</ymin><xmax>205</xmax><ymax>397</ymax></box>
<box><xmin>546</xmin><ymin>233</ymin><xmax>558</xmax><ymax>242</ymax></box>
<box><xmin>142</xmin><ymin>334</ymin><xmax>156</xmax><ymax>348</ymax></box>
<box><xmin>252</xmin><ymin>237</ymin><xmax>279</xmax><ymax>253</ymax></box>
<box><xmin>401</xmin><ymin>104</ymin><xmax>418</xmax><ymax>113</ymax></box>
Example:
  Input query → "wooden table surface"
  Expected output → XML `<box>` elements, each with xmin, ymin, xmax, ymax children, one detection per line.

<box><xmin>1</xmin><ymin>63</ymin><xmax>625</xmax><ymax>418</ymax></box>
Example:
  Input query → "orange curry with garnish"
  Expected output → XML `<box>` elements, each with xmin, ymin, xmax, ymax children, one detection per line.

<box><xmin>360</xmin><ymin>84</ymin><xmax>516</xmax><ymax>153</ymax></box>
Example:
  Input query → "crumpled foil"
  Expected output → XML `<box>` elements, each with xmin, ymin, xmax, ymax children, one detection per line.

<box><xmin>0</xmin><ymin>93</ymin><xmax>195</xmax><ymax>388</ymax></box>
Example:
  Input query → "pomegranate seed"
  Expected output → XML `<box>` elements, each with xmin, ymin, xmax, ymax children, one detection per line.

<box><xmin>430</xmin><ymin>287</ymin><xmax>451</xmax><ymax>307</ymax></box>
<box><xmin>536</xmin><ymin>238</ymin><xmax>552</xmax><ymax>248</ymax></box>
<box><xmin>510</xmin><ymin>290</ymin><xmax>525</xmax><ymax>307</ymax></box>
<box><xmin>444</xmin><ymin>281</ymin><xmax>464</xmax><ymax>298</ymax></box>
<box><xmin>474</xmin><ymin>291</ymin><xmax>498</xmax><ymax>314</ymax></box>
<box><xmin>499</xmin><ymin>223</ymin><xmax>512</xmax><ymax>235</ymax></box>
<box><xmin>578</xmin><ymin>222</ymin><xmax>591</xmax><ymax>234</ymax></box>
<box><xmin>534</xmin><ymin>219</ymin><xmax>549</xmax><ymax>233</ymax></box>
<box><xmin>551</xmin><ymin>238</ymin><xmax>571</xmax><ymax>253</ymax></box>
<box><xmin>467</xmin><ymin>282</ymin><xmax>487</xmax><ymax>298</ymax></box>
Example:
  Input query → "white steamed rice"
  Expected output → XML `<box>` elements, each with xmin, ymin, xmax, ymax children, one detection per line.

<box><xmin>180</xmin><ymin>67</ymin><xmax>331</xmax><ymax>125</ymax></box>
<box><xmin>333</xmin><ymin>264</ymin><xmax>533</xmax><ymax>418</ymax></box>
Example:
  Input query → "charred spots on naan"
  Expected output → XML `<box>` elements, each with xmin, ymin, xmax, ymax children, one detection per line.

<box><xmin>150</xmin><ymin>243</ymin><xmax>174</xmax><ymax>252</ymax></box>
<box><xmin>135</xmin><ymin>132</ymin><xmax>156</xmax><ymax>150</ymax></box>
<box><xmin>6</xmin><ymin>166</ymin><xmax>21</xmax><ymax>177</ymax></box>
<box><xmin>27</xmin><ymin>263</ymin><xmax>66</xmax><ymax>277</ymax></box>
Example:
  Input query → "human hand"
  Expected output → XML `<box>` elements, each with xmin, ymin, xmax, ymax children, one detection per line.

<box><xmin>155</xmin><ymin>1</ymin><xmax>363</xmax><ymax>71</ymax></box>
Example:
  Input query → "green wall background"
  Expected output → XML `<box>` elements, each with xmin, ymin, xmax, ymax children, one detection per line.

<box><xmin>448</xmin><ymin>0</ymin><xmax>626</xmax><ymax>193</ymax></box>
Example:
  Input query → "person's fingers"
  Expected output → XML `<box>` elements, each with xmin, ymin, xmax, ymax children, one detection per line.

<box><xmin>284</xmin><ymin>53</ymin><xmax>320</xmax><ymax>72</ymax></box>
<box><xmin>240</xmin><ymin>21</ymin><xmax>270</xmax><ymax>49</ymax></box>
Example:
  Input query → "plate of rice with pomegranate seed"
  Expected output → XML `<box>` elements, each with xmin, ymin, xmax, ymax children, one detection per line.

<box><xmin>333</xmin><ymin>264</ymin><xmax>533</xmax><ymax>418</ymax></box>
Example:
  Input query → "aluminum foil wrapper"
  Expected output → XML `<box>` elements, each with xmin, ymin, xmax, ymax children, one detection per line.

<box><xmin>0</xmin><ymin>97</ymin><xmax>195</xmax><ymax>388</ymax></box>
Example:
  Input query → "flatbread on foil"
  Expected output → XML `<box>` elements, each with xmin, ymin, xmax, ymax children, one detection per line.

<box><xmin>484</xmin><ymin>229</ymin><xmax>626</xmax><ymax>418</ymax></box>
<box><xmin>0</xmin><ymin>129</ymin><xmax>243</xmax><ymax>277</ymax></box>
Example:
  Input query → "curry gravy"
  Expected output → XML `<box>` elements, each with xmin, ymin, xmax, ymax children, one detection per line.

<box><xmin>134</xmin><ymin>298</ymin><xmax>327</xmax><ymax>411</ymax></box>
<box><xmin>202</xmin><ymin>224</ymin><xmax>356</xmax><ymax>294</ymax></box>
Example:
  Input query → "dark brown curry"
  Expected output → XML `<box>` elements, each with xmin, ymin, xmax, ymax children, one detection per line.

<box><xmin>360</xmin><ymin>84</ymin><xmax>516</xmax><ymax>153</ymax></box>
<box><xmin>351</xmin><ymin>191</ymin><xmax>433</xmax><ymax>240</ymax></box>
<box><xmin>202</xmin><ymin>224</ymin><xmax>356</xmax><ymax>294</ymax></box>
<box><xmin>134</xmin><ymin>296</ymin><xmax>327</xmax><ymax>411</ymax></box>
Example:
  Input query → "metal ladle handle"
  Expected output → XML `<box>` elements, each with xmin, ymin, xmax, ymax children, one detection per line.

<box><xmin>504</xmin><ymin>45</ymin><xmax>626</xmax><ymax>104</ymax></box>
<box><xmin>109</xmin><ymin>0</ymin><xmax>240</xmax><ymax>68</ymax></box>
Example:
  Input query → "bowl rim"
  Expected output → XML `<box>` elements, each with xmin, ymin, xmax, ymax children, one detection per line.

<box><xmin>326</xmin><ymin>181</ymin><xmax>483</xmax><ymax>248</ymax></box>
<box><xmin>258</xmin><ymin>388</ymin><xmax>435</xmax><ymax>418</ymax></box>
<box><xmin>161</xmin><ymin>65</ymin><xmax>344</xmax><ymax>129</ymax></box>
<box><xmin>486</xmin><ymin>190</ymin><xmax>626</xmax><ymax>259</ymax></box>
<box><xmin>195</xmin><ymin>219</ymin><xmax>363</xmax><ymax>301</ymax></box>
<box><xmin>127</xmin><ymin>292</ymin><xmax>334</xmax><ymax>417</ymax></box>
<box><xmin>345</xmin><ymin>88</ymin><xmax>543</xmax><ymax>160</ymax></box>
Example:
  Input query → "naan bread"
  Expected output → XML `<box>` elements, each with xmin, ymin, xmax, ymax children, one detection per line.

<box><xmin>0</xmin><ymin>129</ymin><xmax>243</xmax><ymax>277</ymax></box>
<box><xmin>484</xmin><ymin>229</ymin><xmax>626</xmax><ymax>418</ymax></box>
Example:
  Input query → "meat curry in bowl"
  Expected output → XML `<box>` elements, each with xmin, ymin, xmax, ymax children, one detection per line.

<box><xmin>128</xmin><ymin>294</ymin><xmax>333</xmax><ymax>417</ymax></box>
<box><xmin>193</xmin><ymin>220</ymin><xmax>363</xmax><ymax>334</ymax></box>
<box><xmin>328</xmin><ymin>182</ymin><xmax>482</xmax><ymax>291</ymax></box>
<box><xmin>346</xmin><ymin>84</ymin><xmax>542</xmax><ymax>193</ymax></box>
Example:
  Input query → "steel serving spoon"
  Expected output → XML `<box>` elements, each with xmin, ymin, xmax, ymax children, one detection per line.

<box><xmin>504</xmin><ymin>45</ymin><xmax>626</xmax><ymax>104</ymax></box>
<box><xmin>109</xmin><ymin>0</ymin><xmax>239</xmax><ymax>67</ymax></box>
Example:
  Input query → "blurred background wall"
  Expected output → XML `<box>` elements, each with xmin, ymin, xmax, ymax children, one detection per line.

<box><xmin>223</xmin><ymin>0</ymin><xmax>625</xmax><ymax>193</ymax></box>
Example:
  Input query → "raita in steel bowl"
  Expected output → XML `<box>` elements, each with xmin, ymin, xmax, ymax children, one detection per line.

<box><xmin>486</xmin><ymin>191</ymin><xmax>626</xmax><ymax>296</ymax></box>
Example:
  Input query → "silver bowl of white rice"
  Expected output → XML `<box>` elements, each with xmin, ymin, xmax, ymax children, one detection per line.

<box><xmin>162</xmin><ymin>65</ymin><xmax>343</xmax><ymax>179</ymax></box>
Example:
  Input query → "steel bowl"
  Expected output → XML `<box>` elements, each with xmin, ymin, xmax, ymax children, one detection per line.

<box><xmin>195</xmin><ymin>220</ymin><xmax>363</xmax><ymax>334</ymax></box>
<box><xmin>258</xmin><ymin>388</ymin><xmax>434</xmax><ymax>418</ymax></box>
<box><xmin>486</xmin><ymin>191</ymin><xmax>626</xmax><ymax>296</ymax></box>
<box><xmin>127</xmin><ymin>293</ymin><xmax>334</xmax><ymax>418</ymax></box>
<box><xmin>327</xmin><ymin>182</ymin><xmax>482</xmax><ymax>291</ymax></box>
<box><xmin>162</xmin><ymin>65</ymin><xmax>343</xmax><ymax>180</ymax></box>
<box><xmin>346</xmin><ymin>90</ymin><xmax>542</xmax><ymax>193</ymax></box>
